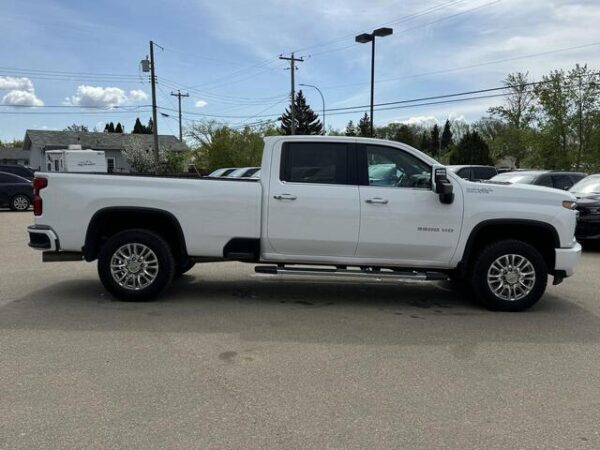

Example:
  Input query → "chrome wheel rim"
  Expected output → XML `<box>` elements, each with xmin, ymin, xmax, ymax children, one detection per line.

<box><xmin>110</xmin><ymin>243</ymin><xmax>159</xmax><ymax>291</ymax></box>
<box><xmin>487</xmin><ymin>254</ymin><xmax>536</xmax><ymax>301</ymax></box>
<box><xmin>13</xmin><ymin>195</ymin><xmax>29</xmax><ymax>210</ymax></box>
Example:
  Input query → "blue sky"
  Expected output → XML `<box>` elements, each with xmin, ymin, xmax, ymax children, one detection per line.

<box><xmin>1</xmin><ymin>0</ymin><xmax>600</xmax><ymax>141</ymax></box>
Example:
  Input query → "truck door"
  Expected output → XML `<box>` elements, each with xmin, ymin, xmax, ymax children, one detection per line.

<box><xmin>266</xmin><ymin>141</ymin><xmax>360</xmax><ymax>257</ymax></box>
<box><xmin>355</xmin><ymin>144</ymin><xmax>463</xmax><ymax>266</ymax></box>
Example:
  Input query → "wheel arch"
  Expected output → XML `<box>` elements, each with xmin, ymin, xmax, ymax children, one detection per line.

<box><xmin>458</xmin><ymin>219</ymin><xmax>560</xmax><ymax>278</ymax></box>
<box><xmin>84</xmin><ymin>206</ymin><xmax>188</xmax><ymax>264</ymax></box>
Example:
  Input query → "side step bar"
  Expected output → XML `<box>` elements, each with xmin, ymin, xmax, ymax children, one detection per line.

<box><xmin>255</xmin><ymin>265</ymin><xmax>448</xmax><ymax>281</ymax></box>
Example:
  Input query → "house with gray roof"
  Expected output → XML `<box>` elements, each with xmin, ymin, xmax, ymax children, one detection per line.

<box><xmin>23</xmin><ymin>130</ymin><xmax>188</xmax><ymax>172</ymax></box>
<box><xmin>0</xmin><ymin>148</ymin><xmax>31</xmax><ymax>166</ymax></box>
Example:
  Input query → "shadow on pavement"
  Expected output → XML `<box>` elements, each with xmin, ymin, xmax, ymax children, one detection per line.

<box><xmin>2</xmin><ymin>272</ymin><xmax>599</xmax><ymax>347</ymax></box>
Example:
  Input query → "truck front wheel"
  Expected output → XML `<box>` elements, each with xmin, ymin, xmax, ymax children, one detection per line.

<box><xmin>98</xmin><ymin>229</ymin><xmax>175</xmax><ymax>301</ymax></box>
<box><xmin>470</xmin><ymin>239</ymin><xmax>548</xmax><ymax>312</ymax></box>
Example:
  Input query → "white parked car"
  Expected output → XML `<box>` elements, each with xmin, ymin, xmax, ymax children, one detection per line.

<box><xmin>27</xmin><ymin>136</ymin><xmax>581</xmax><ymax>311</ymax></box>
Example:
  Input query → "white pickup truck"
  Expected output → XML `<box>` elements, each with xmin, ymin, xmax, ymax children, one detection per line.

<box><xmin>28</xmin><ymin>136</ymin><xmax>582</xmax><ymax>311</ymax></box>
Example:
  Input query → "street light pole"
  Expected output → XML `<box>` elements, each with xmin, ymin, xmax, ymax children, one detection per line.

<box><xmin>299</xmin><ymin>83</ymin><xmax>326</xmax><ymax>131</ymax></box>
<box><xmin>355</xmin><ymin>27</ymin><xmax>393</xmax><ymax>137</ymax></box>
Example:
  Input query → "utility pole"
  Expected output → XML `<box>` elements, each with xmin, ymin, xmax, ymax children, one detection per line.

<box><xmin>149</xmin><ymin>41</ymin><xmax>160</xmax><ymax>170</ymax></box>
<box><xmin>170</xmin><ymin>90</ymin><xmax>189</xmax><ymax>141</ymax></box>
<box><xmin>141</xmin><ymin>42</ymin><xmax>163</xmax><ymax>171</ymax></box>
<box><xmin>279</xmin><ymin>53</ymin><xmax>304</xmax><ymax>135</ymax></box>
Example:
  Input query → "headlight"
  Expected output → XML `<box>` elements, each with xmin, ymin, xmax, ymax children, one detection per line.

<box><xmin>562</xmin><ymin>200</ymin><xmax>577</xmax><ymax>209</ymax></box>
<box><xmin>587</xmin><ymin>207</ymin><xmax>600</xmax><ymax>215</ymax></box>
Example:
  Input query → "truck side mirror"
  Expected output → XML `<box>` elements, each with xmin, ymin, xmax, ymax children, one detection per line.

<box><xmin>433</xmin><ymin>167</ymin><xmax>454</xmax><ymax>204</ymax></box>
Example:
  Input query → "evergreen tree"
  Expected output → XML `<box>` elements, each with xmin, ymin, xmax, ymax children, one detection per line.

<box><xmin>344</xmin><ymin>120</ymin><xmax>357</xmax><ymax>136</ymax></box>
<box><xmin>107</xmin><ymin>122</ymin><xmax>115</xmax><ymax>133</ymax></box>
<box><xmin>441</xmin><ymin>119</ymin><xmax>453</xmax><ymax>150</ymax></box>
<box><xmin>420</xmin><ymin>131</ymin><xmax>431</xmax><ymax>153</ymax></box>
<box><xmin>147</xmin><ymin>118</ymin><xmax>154</xmax><ymax>134</ymax></box>
<box><xmin>279</xmin><ymin>90</ymin><xmax>323</xmax><ymax>135</ymax></box>
<box><xmin>115</xmin><ymin>122</ymin><xmax>124</xmax><ymax>133</ymax></box>
<box><xmin>449</xmin><ymin>131</ymin><xmax>493</xmax><ymax>165</ymax></box>
<box><xmin>429</xmin><ymin>124</ymin><xmax>440</xmax><ymax>157</ymax></box>
<box><xmin>357</xmin><ymin>113</ymin><xmax>371</xmax><ymax>137</ymax></box>
<box><xmin>132</xmin><ymin>118</ymin><xmax>145</xmax><ymax>134</ymax></box>
<box><xmin>104</xmin><ymin>123</ymin><xmax>110</xmax><ymax>133</ymax></box>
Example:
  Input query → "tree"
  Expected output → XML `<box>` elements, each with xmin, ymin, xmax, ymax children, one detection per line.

<box><xmin>344</xmin><ymin>120</ymin><xmax>357</xmax><ymax>136</ymax></box>
<box><xmin>441</xmin><ymin>119</ymin><xmax>453</xmax><ymax>150</ymax></box>
<box><xmin>132</xmin><ymin>118</ymin><xmax>146</xmax><ymax>134</ymax></box>
<box><xmin>122</xmin><ymin>135</ymin><xmax>166</xmax><ymax>173</ymax></box>
<box><xmin>187</xmin><ymin>120</ymin><xmax>279</xmax><ymax>172</ymax></box>
<box><xmin>279</xmin><ymin>90</ymin><xmax>323</xmax><ymax>135</ymax></box>
<box><xmin>429</xmin><ymin>124</ymin><xmax>440</xmax><ymax>157</ymax></box>
<box><xmin>147</xmin><ymin>118</ymin><xmax>154</xmax><ymax>134</ymax></box>
<box><xmin>63</xmin><ymin>124</ymin><xmax>89</xmax><ymax>132</ymax></box>
<box><xmin>488</xmin><ymin>72</ymin><xmax>536</xmax><ymax>129</ymax></box>
<box><xmin>419</xmin><ymin>131</ymin><xmax>431</xmax><ymax>153</ymax></box>
<box><xmin>115</xmin><ymin>122</ymin><xmax>124</xmax><ymax>133</ymax></box>
<box><xmin>0</xmin><ymin>139</ymin><xmax>24</xmax><ymax>148</ymax></box>
<box><xmin>357</xmin><ymin>113</ymin><xmax>371</xmax><ymax>137</ymax></box>
<box><xmin>448</xmin><ymin>131</ymin><xmax>493</xmax><ymax>165</ymax></box>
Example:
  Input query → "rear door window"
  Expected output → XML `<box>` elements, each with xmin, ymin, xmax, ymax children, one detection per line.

<box><xmin>456</xmin><ymin>168</ymin><xmax>472</xmax><ymax>180</ymax></box>
<box><xmin>552</xmin><ymin>174</ymin><xmax>573</xmax><ymax>190</ymax></box>
<box><xmin>536</xmin><ymin>174</ymin><xmax>553</xmax><ymax>187</ymax></box>
<box><xmin>473</xmin><ymin>167</ymin><xmax>497</xmax><ymax>180</ymax></box>
<box><xmin>281</xmin><ymin>142</ymin><xmax>350</xmax><ymax>185</ymax></box>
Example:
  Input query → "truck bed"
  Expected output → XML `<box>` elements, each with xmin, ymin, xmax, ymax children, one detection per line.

<box><xmin>35</xmin><ymin>172</ymin><xmax>262</xmax><ymax>257</ymax></box>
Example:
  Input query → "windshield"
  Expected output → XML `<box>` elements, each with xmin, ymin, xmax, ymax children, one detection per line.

<box><xmin>490</xmin><ymin>173</ymin><xmax>538</xmax><ymax>184</ymax></box>
<box><xmin>570</xmin><ymin>176</ymin><xmax>600</xmax><ymax>194</ymax></box>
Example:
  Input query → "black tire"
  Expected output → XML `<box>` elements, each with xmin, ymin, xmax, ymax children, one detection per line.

<box><xmin>97</xmin><ymin>229</ymin><xmax>175</xmax><ymax>301</ymax></box>
<box><xmin>10</xmin><ymin>194</ymin><xmax>30</xmax><ymax>211</ymax></box>
<box><xmin>175</xmin><ymin>259</ymin><xmax>195</xmax><ymax>279</ymax></box>
<box><xmin>469</xmin><ymin>239</ymin><xmax>548</xmax><ymax>312</ymax></box>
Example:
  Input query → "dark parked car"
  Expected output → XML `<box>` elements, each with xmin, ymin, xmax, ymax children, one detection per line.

<box><xmin>0</xmin><ymin>171</ymin><xmax>33</xmax><ymax>211</ymax></box>
<box><xmin>489</xmin><ymin>170</ymin><xmax>587</xmax><ymax>190</ymax></box>
<box><xmin>0</xmin><ymin>164</ymin><xmax>35</xmax><ymax>180</ymax></box>
<box><xmin>569</xmin><ymin>175</ymin><xmax>600</xmax><ymax>241</ymax></box>
<box><xmin>448</xmin><ymin>165</ymin><xmax>498</xmax><ymax>181</ymax></box>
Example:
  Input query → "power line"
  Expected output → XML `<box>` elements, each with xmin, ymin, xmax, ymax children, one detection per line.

<box><xmin>290</xmin><ymin>0</ymin><xmax>466</xmax><ymax>54</ymax></box>
<box><xmin>308</xmin><ymin>0</ymin><xmax>501</xmax><ymax>59</ymax></box>
<box><xmin>319</xmin><ymin>41</ymin><xmax>600</xmax><ymax>90</ymax></box>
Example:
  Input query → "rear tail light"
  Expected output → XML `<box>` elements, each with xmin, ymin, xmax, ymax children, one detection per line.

<box><xmin>33</xmin><ymin>177</ymin><xmax>48</xmax><ymax>216</ymax></box>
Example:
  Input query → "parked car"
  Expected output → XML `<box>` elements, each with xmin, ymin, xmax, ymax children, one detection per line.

<box><xmin>0</xmin><ymin>171</ymin><xmax>33</xmax><ymax>211</ymax></box>
<box><xmin>569</xmin><ymin>175</ymin><xmax>600</xmax><ymax>241</ymax></box>
<box><xmin>27</xmin><ymin>136</ymin><xmax>581</xmax><ymax>311</ymax></box>
<box><xmin>207</xmin><ymin>168</ymin><xmax>237</xmax><ymax>177</ymax></box>
<box><xmin>448</xmin><ymin>165</ymin><xmax>498</xmax><ymax>181</ymax></box>
<box><xmin>0</xmin><ymin>164</ymin><xmax>35</xmax><ymax>180</ymax></box>
<box><xmin>490</xmin><ymin>170</ymin><xmax>587</xmax><ymax>190</ymax></box>
<box><xmin>227</xmin><ymin>167</ymin><xmax>261</xmax><ymax>178</ymax></box>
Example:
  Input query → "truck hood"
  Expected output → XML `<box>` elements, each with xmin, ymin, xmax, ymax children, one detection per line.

<box><xmin>467</xmin><ymin>180</ymin><xmax>575</xmax><ymax>205</ymax></box>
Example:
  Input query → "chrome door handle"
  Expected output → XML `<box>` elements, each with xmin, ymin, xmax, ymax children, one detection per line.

<box><xmin>365</xmin><ymin>197</ymin><xmax>388</xmax><ymax>204</ymax></box>
<box><xmin>273</xmin><ymin>193</ymin><xmax>297</xmax><ymax>200</ymax></box>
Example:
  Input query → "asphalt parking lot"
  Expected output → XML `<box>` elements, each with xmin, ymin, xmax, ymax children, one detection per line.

<box><xmin>1</xmin><ymin>211</ymin><xmax>599</xmax><ymax>449</ymax></box>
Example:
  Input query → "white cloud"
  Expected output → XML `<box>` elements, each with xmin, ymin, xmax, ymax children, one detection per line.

<box><xmin>2</xmin><ymin>90</ymin><xmax>44</xmax><ymax>107</ymax></box>
<box><xmin>128</xmin><ymin>89</ymin><xmax>148</xmax><ymax>102</ymax></box>
<box><xmin>195</xmin><ymin>99</ymin><xmax>208</xmax><ymax>108</ymax></box>
<box><xmin>65</xmin><ymin>85</ymin><xmax>149</xmax><ymax>107</ymax></box>
<box><xmin>0</xmin><ymin>76</ymin><xmax>34</xmax><ymax>92</ymax></box>
<box><xmin>401</xmin><ymin>116</ymin><xmax>438</xmax><ymax>127</ymax></box>
<box><xmin>0</xmin><ymin>76</ymin><xmax>44</xmax><ymax>106</ymax></box>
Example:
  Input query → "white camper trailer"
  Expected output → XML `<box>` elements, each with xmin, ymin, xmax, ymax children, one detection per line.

<box><xmin>45</xmin><ymin>145</ymin><xmax>107</xmax><ymax>173</ymax></box>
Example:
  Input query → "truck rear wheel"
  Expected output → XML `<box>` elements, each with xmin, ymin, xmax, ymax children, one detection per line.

<box><xmin>470</xmin><ymin>239</ymin><xmax>548</xmax><ymax>312</ymax></box>
<box><xmin>98</xmin><ymin>229</ymin><xmax>175</xmax><ymax>301</ymax></box>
